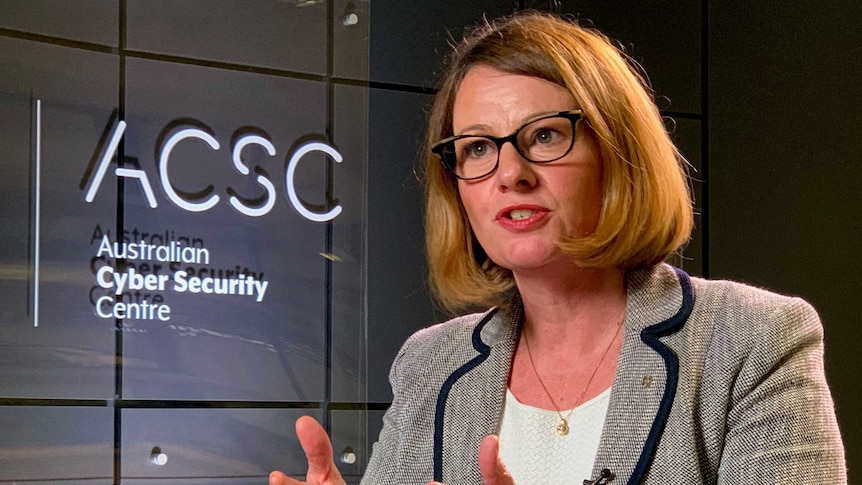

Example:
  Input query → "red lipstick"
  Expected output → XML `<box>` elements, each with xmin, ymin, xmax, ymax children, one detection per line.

<box><xmin>495</xmin><ymin>205</ymin><xmax>549</xmax><ymax>231</ymax></box>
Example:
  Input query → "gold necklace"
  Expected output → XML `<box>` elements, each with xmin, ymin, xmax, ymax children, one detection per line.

<box><xmin>522</xmin><ymin>317</ymin><xmax>624</xmax><ymax>436</ymax></box>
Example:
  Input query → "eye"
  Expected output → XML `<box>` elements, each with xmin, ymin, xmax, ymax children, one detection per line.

<box><xmin>520</xmin><ymin>116</ymin><xmax>573</xmax><ymax>152</ymax></box>
<box><xmin>518</xmin><ymin>116</ymin><xmax>575</xmax><ymax>161</ymax></box>
<box><xmin>457</xmin><ymin>138</ymin><xmax>495</xmax><ymax>161</ymax></box>
<box><xmin>534</xmin><ymin>128</ymin><xmax>557</xmax><ymax>144</ymax></box>
<box><xmin>468</xmin><ymin>141</ymin><xmax>487</xmax><ymax>156</ymax></box>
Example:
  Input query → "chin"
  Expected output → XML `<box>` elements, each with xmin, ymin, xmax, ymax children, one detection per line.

<box><xmin>491</xmin><ymin>249</ymin><xmax>561</xmax><ymax>272</ymax></box>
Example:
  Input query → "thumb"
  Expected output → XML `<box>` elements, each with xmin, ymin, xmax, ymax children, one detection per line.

<box><xmin>269</xmin><ymin>470</ymin><xmax>301</xmax><ymax>485</ymax></box>
<box><xmin>295</xmin><ymin>415</ymin><xmax>344</xmax><ymax>484</ymax></box>
<box><xmin>478</xmin><ymin>435</ymin><xmax>516</xmax><ymax>485</ymax></box>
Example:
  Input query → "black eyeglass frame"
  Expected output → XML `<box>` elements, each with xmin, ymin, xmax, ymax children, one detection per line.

<box><xmin>431</xmin><ymin>110</ymin><xmax>583</xmax><ymax>180</ymax></box>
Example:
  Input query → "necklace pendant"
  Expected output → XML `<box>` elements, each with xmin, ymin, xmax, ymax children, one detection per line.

<box><xmin>556</xmin><ymin>418</ymin><xmax>570</xmax><ymax>436</ymax></box>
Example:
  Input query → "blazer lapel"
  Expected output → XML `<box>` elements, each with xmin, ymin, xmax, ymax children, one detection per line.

<box><xmin>591</xmin><ymin>265</ymin><xmax>694</xmax><ymax>485</ymax></box>
<box><xmin>433</xmin><ymin>303</ymin><xmax>520</xmax><ymax>483</ymax></box>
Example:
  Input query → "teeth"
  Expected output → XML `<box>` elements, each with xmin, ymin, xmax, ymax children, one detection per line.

<box><xmin>509</xmin><ymin>209</ymin><xmax>536</xmax><ymax>220</ymax></box>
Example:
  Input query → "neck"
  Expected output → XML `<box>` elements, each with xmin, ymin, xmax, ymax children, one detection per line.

<box><xmin>514</xmin><ymin>263</ymin><xmax>626</xmax><ymax>352</ymax></box>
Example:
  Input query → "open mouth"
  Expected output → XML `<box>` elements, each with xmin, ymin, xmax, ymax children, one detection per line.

<box><xmin>508</xmin><ymin>209</ymin><xmax>538</xmax><ymax>220</ymax></box>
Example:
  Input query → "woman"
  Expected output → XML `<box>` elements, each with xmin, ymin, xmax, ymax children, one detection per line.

<box><xmin>271</xmin><ymin>12</ymin><xmax>846</xmax><ymax>485</ymax></box>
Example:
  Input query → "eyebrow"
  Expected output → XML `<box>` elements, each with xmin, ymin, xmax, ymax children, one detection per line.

<box><xmin>455</xmin><ymin>123</ymin><xmax>492</xmax><ymax>136</ymax></box>
<box><xmin>454</xmin><ymin>109</ymin><xmax>572</xmax><ymax>136</ymax></box>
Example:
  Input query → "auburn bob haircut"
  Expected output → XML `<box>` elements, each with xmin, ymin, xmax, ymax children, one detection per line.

<box><xmin>424</xmin><ymin>12</ymin><xmax>693</xmax><ymax>312</ymax></box>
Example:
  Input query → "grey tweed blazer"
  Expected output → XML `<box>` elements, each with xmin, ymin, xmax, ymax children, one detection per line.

<box><xmin>361</xmin><ymin>264</ymin><xmax>846</xmax><ymax>484</ymax></box>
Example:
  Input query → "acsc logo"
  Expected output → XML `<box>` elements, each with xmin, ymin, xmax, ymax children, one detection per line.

<box><xmin>84</xmin><ymin>119</ymin><xmax>344</xmax><ymax>222</ymax></box>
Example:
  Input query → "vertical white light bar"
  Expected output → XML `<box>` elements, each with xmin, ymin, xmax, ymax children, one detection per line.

<box><xmin>34</xmin><ymin>99</ymin><xmax>41</xmax><ymax>328</ymax></box>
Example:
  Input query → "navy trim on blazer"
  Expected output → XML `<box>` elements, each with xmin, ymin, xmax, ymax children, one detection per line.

<box><xmin>433</xmin><ymin>308</ymin><xmax>499</xmax><ymax>482</ymax></box>
<box><xmin>627</xmin><ymin>267</ymin><xmax>694</xmax><ymax>484</ymax></box>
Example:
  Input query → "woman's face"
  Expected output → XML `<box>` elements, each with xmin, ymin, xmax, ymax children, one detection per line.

<box><xmin>452</xmin><ymin>65</ymin><xmax>603</xmax><ymax>274</ymax></box>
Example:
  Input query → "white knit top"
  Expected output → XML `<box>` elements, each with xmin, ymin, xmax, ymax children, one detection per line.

<box><xmin>497</xmin><ymin>386</ymin><xmax>611</xmax><ymax>484</ymax></box>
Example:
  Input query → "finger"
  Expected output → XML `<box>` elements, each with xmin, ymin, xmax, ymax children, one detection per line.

<box><xmin>295</xmin><ymin>416</ymin><xmax>344</xmax><ymax>483</ymax></box>
<box><xmin>478</xmin><ymin>435</ymin><xmax>516</xmax><ymax>485</ymax></box>
<box><xmin>269</xmin><ymin>470</ymin><xmax>302</xmax><ymax>485</ymax></box>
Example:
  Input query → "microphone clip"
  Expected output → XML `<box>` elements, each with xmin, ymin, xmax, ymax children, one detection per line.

<box><xmin>583</xmin><ymin>468</ymin><xmax>615</xmax><ymax>485</ymax></box>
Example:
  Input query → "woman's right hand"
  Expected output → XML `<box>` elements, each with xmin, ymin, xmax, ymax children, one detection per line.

<box><xmin>269</xmin><ymin>416</ymin><xmax>346</xmax><ymax>485</ymax></box>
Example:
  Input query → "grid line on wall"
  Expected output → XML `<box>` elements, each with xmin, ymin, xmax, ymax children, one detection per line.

<box><xmin>114</xmin><ymin>1</ymin><xmax>128</xmax><ymax>483</ymax></box>
<box><xmin>699</xmin><ymin>0</ymin><xmax>710</xmax><ymax>277</ymax></box>
<box><xmin>323</xmin><ymin>0</ymin><xmax>335</xmax><ymax>437</ymax></box>
<box><xmin>0</xmin><ymin>26</ymin><xmax>115</xmax><ymax>54</ymax></box>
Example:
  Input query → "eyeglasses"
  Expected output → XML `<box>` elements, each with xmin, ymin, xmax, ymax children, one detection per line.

<box><xmin>431</xmin><ymin>110</ymin><xmax>582</xmax><ymax>180</ymax></box>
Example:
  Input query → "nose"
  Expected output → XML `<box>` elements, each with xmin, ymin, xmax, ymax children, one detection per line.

<box><xmin>494</xmin><ymin>141</ymin><xmax>536</xmax><ymax>190</ymax></box>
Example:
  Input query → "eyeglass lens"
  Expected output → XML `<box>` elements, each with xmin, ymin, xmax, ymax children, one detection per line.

<box><xmin>445</xmin><ymin>115</ymin><xmax>576</xmax><ymax>179</ymax></box>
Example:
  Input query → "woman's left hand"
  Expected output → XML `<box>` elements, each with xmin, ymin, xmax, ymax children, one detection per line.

<box><xmin>425</xmin><ymin>435</ymin><xmax>516</xmax><ymax>485</ymax></box>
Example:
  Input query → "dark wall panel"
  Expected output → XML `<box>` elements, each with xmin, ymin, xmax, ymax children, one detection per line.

<box><xmin>333</xmin><ymin>0</ymin><xmax>370</xmax><ymax>80</ymax></box>
<box><xmin>370</xmin><ymin>0</ymin><xmax>518</xmax><ymax>87</ymax></box>
<box><xmin>120</xmin><ymin>408</ymin><xmax>320</xmax><ymax>479</ymax></box>
<box><xmin>119</xmin><ymin>58</ymin><xmax>331</xmax><ymax>401</ymax></box>
<box><xmin>330</xmin><ymin>409</ymin><xmax>370</xmax><ymax>479</ymax></box>
<box><xmin>0</xmin><ymin>36</ymin><xmax>118</xmax><ymax>399</ymax></box>
<box><xmin>126</xmin><ymin>0</ymin><xmax>327</xmax><ymax>75</ymax></box>
<box><xmin>669</xmin><ymin>118</ymin><xmax>704</xmax><ymax>276</ymax></box>
<box><xmin>366</xmin><ymin>87</ymin><xmax>438</xmax><ymax>402</ymax></box>
<box><xmin>0</xmin><ymin>0</ymin><xmax>118</xmax><ymax>46</ymax></box>
<box><xmin>331</xmin><ymin>84</ymin><xmax>369</xmax><ymax>403</ymax></box>
<box><xmin>530</xmin><ymin>0</ymin><xmax>702</xmax><ymax>115</ymax></box>
<box><xmin>0</xmin><ymin>406</ymin><xmax>113</xmax><ymax>482</ymax></box>
<box><xmin>708</xmin><ymin>2</ymin><xmax>861</xmax><ymax>480</ymax></box>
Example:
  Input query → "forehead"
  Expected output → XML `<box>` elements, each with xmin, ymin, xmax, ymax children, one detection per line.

<box><xmin>452</xmin><ymin>65</ymin><xmax>577</xmax><ymax>134</ymax></box>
